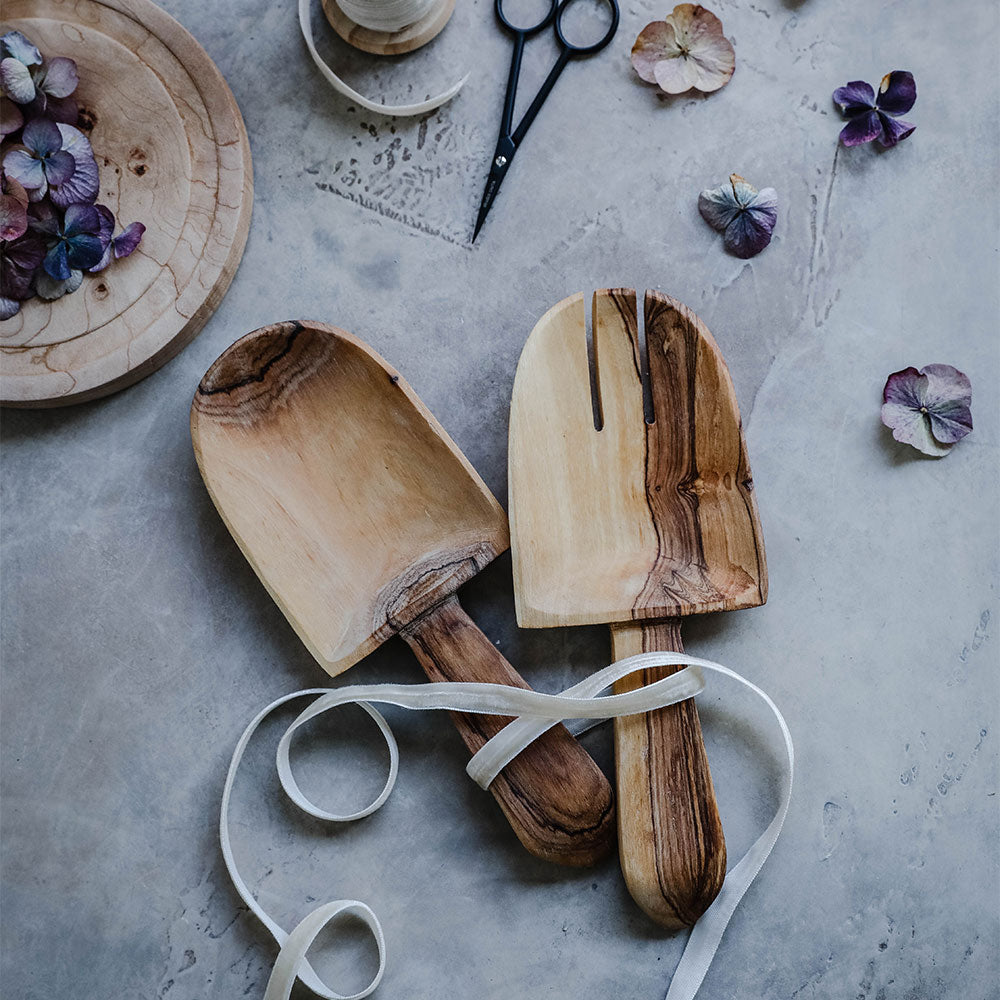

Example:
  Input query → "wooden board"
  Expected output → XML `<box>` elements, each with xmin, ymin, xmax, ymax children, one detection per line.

<box><xmin>321</xmin><ymin>0</ymin><xmax>456</xmax><ymax>56</ymax></box>
<box><xmin>0</xmin><ymin>0</ymin><xmax>253</xmax><ymax>408</ymax></box>
<box><xmin>509</xmin><ymin>289</ymin><xmax>767</xmax><ymax>629</ymax></box>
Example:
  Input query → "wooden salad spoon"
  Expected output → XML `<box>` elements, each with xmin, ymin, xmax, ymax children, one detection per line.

<box><xmin>508</xmin><ymin>290</ymin><xmax>767</xmax><ymax>924</ymax></box>
<box><xmin>190</xmin><ymin>321</ymin><xmax>615</xmax><ymax>866</ymax></box>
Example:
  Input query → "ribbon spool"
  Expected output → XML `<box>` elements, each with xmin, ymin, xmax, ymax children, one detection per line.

<box><xmin>321</xmin><ymin>0</ymin><xmax>457</xmax><ymax>55</ymax></box>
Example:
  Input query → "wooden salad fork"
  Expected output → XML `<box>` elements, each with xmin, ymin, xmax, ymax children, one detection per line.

<box><xmin>508</xmin><ymin>289</ymin><xmax>767</xmax><ymax>925</ymax></box>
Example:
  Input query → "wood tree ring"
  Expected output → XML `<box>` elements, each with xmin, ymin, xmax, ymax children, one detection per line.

<box><xmin>321</xmin><ymin>0</ymin><xmax>456</xmax><ymax>56</ymax></box>
<box><xmin>0</xmin><ymin>0</ymin><xmax>253</xmax><ymax>409</ymax></box>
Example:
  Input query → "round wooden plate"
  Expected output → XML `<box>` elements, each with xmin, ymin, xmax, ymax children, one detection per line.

<box><xmin>321</xmin><ymin>0</ymin><xmax>456</xmax><ymax>56</ymax></box>
<box><xmin>0</xmin><ymin>0</ymin><xmax>253</xmax><ymax>408</ymax></box>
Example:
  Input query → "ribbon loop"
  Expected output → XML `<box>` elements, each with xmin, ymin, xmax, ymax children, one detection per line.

<box><xmin>221</xmin><ymin>656</ymin><xmax>792</xmax><ymax>1000</ymax></box>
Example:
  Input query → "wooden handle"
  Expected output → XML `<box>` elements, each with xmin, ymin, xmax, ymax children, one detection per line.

<box><xmin>611</xmin><ymin>619</ymin><xmax>726</xmax><ymax>927</ymax></box>
<box><xmin>400</xmin><ymin>595</ymin><xmax>615</xmax><ymax>866</ymax></box>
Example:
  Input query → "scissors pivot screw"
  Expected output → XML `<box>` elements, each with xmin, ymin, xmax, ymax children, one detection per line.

<box><xmin>495</xmin><ymin>155</ymin><xmax>508</xmax><ymax>168</ymax></box>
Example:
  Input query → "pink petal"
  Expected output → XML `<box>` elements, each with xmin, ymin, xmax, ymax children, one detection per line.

<box><xmin>631</xmin><ymin>21</ymin><xmax>679</xmax><ymax>84</ymax></box>
<box><xmin>653</xmin><ymin>55</ymin><xmax>701</xmax><ymax>95</ymax></box>
<box><xmin>687</xmin><ymin>33</ymin><xmax>735</xmax><ymax>92</ymax></box>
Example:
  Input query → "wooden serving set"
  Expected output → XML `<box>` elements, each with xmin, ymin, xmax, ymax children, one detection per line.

<box><xmin>192</xmin><ymin>290</ymin><xmax>765</xmax><ymax>930</ymax></box>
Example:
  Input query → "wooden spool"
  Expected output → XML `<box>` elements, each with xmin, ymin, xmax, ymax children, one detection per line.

<box><xmin>0</xmin><ymin>0</ymin><xmax>253</xmax><ymax>409</ymax></box>
<box><xmin>321</xmin><ymin>0</ymin><xmax>456</xmax><ymax>56</ymax></box>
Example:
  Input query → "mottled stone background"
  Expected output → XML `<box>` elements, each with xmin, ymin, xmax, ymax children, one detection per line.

<box><xmin>1</xmin><ymin>1</ymin><xmax>998</xmax><ymax>998</ymax></box>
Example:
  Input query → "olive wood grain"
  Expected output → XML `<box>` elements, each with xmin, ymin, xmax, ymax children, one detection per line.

<box><xmin>610</xmin><ymin>619</ymin><xmax>724</xmax><ymax>928</ymax></box>
<box><xmin>1</xmin><ymin>0</ymin><xmax>252</xmax><ymax>408</ymax></box>
<box><xmin>191</xmin><ymin>321</ymin><xmax>614</xmax><ymax>866</ymax></box>
<box><xmin>509</xmin><ymin>289</ymin><xmax>766</xmax><ymax>923</ymax></box>
<box><xmin>402</xmin><ymin>595</ymin><xmax>615</xmax><ymax>865</ymax></box>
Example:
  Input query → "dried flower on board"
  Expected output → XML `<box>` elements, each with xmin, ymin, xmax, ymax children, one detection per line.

<box><xmin>0</xmin><ymin>29</ymin><xmax>144</xmax><ymax>319</ymax></box>
<box><xmin>698</xmin><ymin>174</ymin><xmax>777</xmax><ymax>258</ymax></box>
<box><xmin>632</xmin><ymin>5</ymin><xmax>735</xmax><ymax>95</ymax></box>
<box><xmin>881</xmin><ymin>365</ymin><xmax>972</xmax><ymax>457</ymax></box>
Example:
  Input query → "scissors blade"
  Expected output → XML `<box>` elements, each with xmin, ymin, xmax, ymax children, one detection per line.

<box><xmin>472</xmin><ymin>140</ymin><xmax>516</xmax><ymax>242</ymax></box>
<box><xmin>473</xmin><ymin>172</ymin><xmax>504</xmax><ymax>242</ymax></box>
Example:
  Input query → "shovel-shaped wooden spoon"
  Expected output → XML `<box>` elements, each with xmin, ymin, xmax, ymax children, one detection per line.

<box><xmin>191</xmin><ymin>321</ymin><xmax>615</xmax><ymax>866</ymax></box>
<box><xmin>509</xmin><ymin>290</ymin><xmax>767</xmax><ymax>923</ymax></box>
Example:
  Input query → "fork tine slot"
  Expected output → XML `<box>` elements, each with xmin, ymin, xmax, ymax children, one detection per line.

<box><xmin>592</xmin><ymin>288</ymin><xmax>644</xmax><ymax>436</ymax></box>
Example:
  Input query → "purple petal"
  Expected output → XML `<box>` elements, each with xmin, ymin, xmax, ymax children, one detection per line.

<box><xmin>65</xmin><ymin>232</ymin><xmax>103</xmax><ymax>270</ymax></box>
<box><xmin>0</xmin><ymin>57</ymin><xmax>35</xmax><ymax>104</ymax></box>
<box><xmin>876</xmin><ymin>114</ymin><xmax>915</xmax><ymax>147</ymax></box>
<box><xmin>1</xmin><ymin>32</ymin><xmax>42</xmax><ymax>67</ymax></box>
<box><xmin>48</xmin><ymin>124</ymin><xmax>99</xmax><ymax>207</ymax></box>
<box><xmin>44</xmin><ymin>148</ymin><xmax>75</xmax><ymax>186</ymax></box>
<box><xmin>2</xmin><ymin>232</ymin><xmax>45</xmax><ymax>298</ymax></box>
<box><xmin>43</xmin><ymin>94</ymin><xmax>77</xmax><ymax>125</ymax></box>
<box><xmin>36</xmin><ymin>57</ymin><xmax>78</xmax><ymax>99</ymax></box>
<box><xmin>113</xmin><ymin>221</ymin><xmax>145</xmax><ymax>259</ymax></box>
<box><xmin>21</xmin><ymin>117</ymin><xmax>62</xmax><ymax>155</ymax></box>
<box><xmin>89</xmin><ymin>241</ymin><xmax>112</xmax><ymax>273</ymax></box>
<box><xmin>698</xmin><ymin>183</ymin><xmax>741</xmax><ymax>233</ymax></box>
<box><xmin>43</xmin><ymin>240</ymin><xmax>71</xmax><ymax>281</ymax></box>
<box><xmin>723</xmin><ymin>206</ymin><xmax>775</xmax><ymax>258</ymax></box>
<box><xmin>63</xmin><ymin>202</ymin><xmax>100</xmax><ymax>237</ymax></box>
<box><xmin>875</xmin><ymin>71</ymin><xmax>916</xmax><ymax>116</ymax></box>
<box><xmin>0</xmin><ymin>95</ymin><xmax>23</xmax><ymax>135</ymax></box>
<box><xmin>94</xmin><ymin>204</ymin><xmax>115</xmax><ymax>247</ymax></box>
<box><xmin>839</xmin><ymin>109</ymin><xmax>882</xmax><ymax>146</ymax></box>
<box><xmin>833</xmin><ymin>80</ymin><xmax>875</xmax><ymax>116</ymax></box>
<box><xmin>0</xmin><ymin>295</ymin><xmax>19</xmax><ymax>319</ymax></box>
<box><xmin>880</xmin><ymin>401</ymin><xmax>949</xmax><ymax>456</ymax></box>
<box><xmin>2</xmin><ymin>147</ymin><xmax>45</xmax><ymax>190</ymax></box>
<box><xmin>0</xmin><ymin>192</ymin><xmax>28</xmax><ymax>241</ymax></box>
<box><xmin>882</xmin><ymin>367</ymin><xmax>923</xmax><ymax>409</ymax></box>
<box><xmin>920</xmin><ymin>364</ymin><xmax>972</xmax><ymax>444</ymax></box>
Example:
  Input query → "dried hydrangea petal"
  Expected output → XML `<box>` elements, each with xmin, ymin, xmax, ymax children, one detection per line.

<box><xmin>1</xmin><ymin>31</ymin><xmax>42</xmax><ymax>67</ymax></box>
<box><xmin>876</xmin><ymin>71</ymin><xmax>916</xmax><ymax>116</ymax></box>
<box><xmin>113</xmin><ymin>221</ymin><xmax>145</xmax><ymax>259</ymax></box>
<box><xmin>697</xmin><ymin>184</ymin><xmax>741</xmax><ymax>232</ymax></box>
<box><xmin>918</xmin><ymin>364</ymin><xmax>972</xmax><ymax>443</ymax></box>
<box><xmin>35</xmin><ymin>57</ymin><xmax>78</xmax><ymax>100</ymax></box>
<box><xmin>2</xmin><ymin>147</ymin><xmax>45</xmax><ymax>191</ymax></box>
<box><xmin>0</xmin><ymin>95</ymin><xmax>23</xmax><ymax>135</ymax></box>
<box><xmin>48</xmin><ymin>123</ymin><xmax>99</xmax><ymax>207</ymax></box>
<box><xmin>1</xmin><ymin>231</ymin><xmax>45</xmax><ymax>299</ymax></box>
<box><xmin>881</xmin><ymin>365</ymin><xmax>972</xmax><ymax>457</ymax></box>
<box><xmin>22</xmin><ymin>117</ymin><xmax>62</xmax><ymax>155</ymax></box>
<box><xmin>632</xmin><ymin>22</ymin><xmax>677</xmax><ymax>84</ymax></box>
<box><xmin>877</xmin><ymin>114</ymin><xmax>915</xmax><ymax>147</ymax></box>
<box><xmin>839</xmin><ymin>109</ymin><xmax>882</xmax><ymax>147</ymax></box>
<box><xmin>833</xmin><ymin>80</ymin><xmax>875</xmax><ymax>116</ymax></box>
<box><xmin>0</xmin><ymin>192</ymin><xmax>28</xmax><ymax>241</ymax></box>
<box><xmin>42</xmin><ymin>94</ymin><xmax>78</xmax><ymax>126</ymax></box>
<box><xmin>631</xmin><ymin>4</ymin><xmax>734</xmax><ymax>95</ymax></box>
<box><xmin>34</xmin><ymin>267</ymin><xmax>83</xmax><ymax>300</ymax></box>
<box><xmin>0</xmin><ymin>56</ymin><xmax>35</xmax><ymax>104</ymax></box>
<box><xmin>725</xmin><ymin>187</ymin><xmax>777</xmax><ymax>258</ymax></box>
<box><xmin>0</xmin><ymin>295</ymin><xmax>19</xmax><ymax>320</ymax></box>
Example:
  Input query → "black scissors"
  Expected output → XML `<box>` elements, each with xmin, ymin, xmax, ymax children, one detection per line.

<box><xmin>473</xmin><ymin>0</ymin><xmax>620</xmax><ymax>241</ymax></box>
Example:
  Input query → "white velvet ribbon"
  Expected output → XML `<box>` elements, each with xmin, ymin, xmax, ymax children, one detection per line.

<box><xmin>298</xmin><ymin>0</ymin><xmax>467</xmax><ymax>118</ymax></box>
<box><xmin>221</xmin><ymin>652</ymin><xmax>793</xmax><ymax>1000</ymax></box>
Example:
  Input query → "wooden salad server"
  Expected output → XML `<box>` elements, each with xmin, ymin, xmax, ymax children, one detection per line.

<box><xmin>508</xmin><ymin>290</ymin><xmax>767</xmax><ymax>924</ymax></box>
<box><xmin>190</xmin><ymin>321</ymin><xmax>615</xmax><ymax>866</ymax></box>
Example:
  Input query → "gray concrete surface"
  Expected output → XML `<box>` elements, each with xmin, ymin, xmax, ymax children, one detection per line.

<box><xmin>2</xmin><ymin>0</ymin><xmax>998</xmax><ymax>997</ymax></box>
